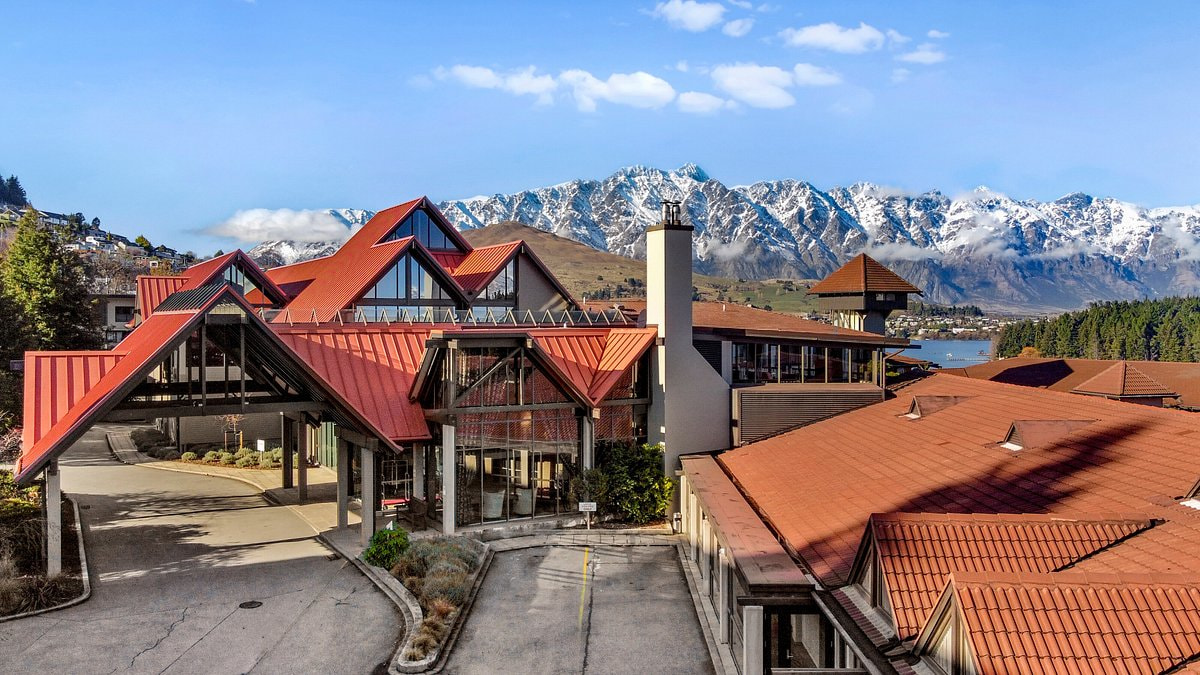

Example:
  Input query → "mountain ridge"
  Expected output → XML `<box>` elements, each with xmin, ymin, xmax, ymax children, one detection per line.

<box><xmin>247</xmin><ymin>165</ymin><xmax>1200</xmax><ymax>311</ymax></box>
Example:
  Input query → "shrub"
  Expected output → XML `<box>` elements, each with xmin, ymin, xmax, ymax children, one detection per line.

<box><xmin>235</xmin><ymin>456</ymin><xmax>256</xmax><ymax>468</ymax></box>
<box><xmin>427</xmin><ymin>597</ymin><xmax>456</xmax><ymax>621</ymax></box>
<box><xmin>594</xmin><ymin>442</ymin><xmax>674</xmax><ymax>524</ymax></box>
<box><xmin>159</xmin><ymin>450</ymin><xmax>181</xmax><ymax>461</ymax></box>
<box><xmin>219</xmin><ymin>452</ymin><xmax>236</xmax><ymax>465</ymax></box>
<box><xmin>233</xmin><ymin>447</ymin><xmax>253</xmax><ymax>459</ymax></box>
<box><xmin>268</xmin><ymin>447</ymin><xmax>283</xmax><ymax>462</ymax></box>
<box><xmin>419</xmin><ymin>616</ymin><xmax>447</xmax><ymax>640</ymax></box>
<box><xmin>363</xmin><ymin>528</ymin><xmax>410</xmax><ymax>569</ymax></box>
<box><xmin>258</xmin><ymin>455</ymin><xmax>277</xmax><ymax>468</ymax></box>
<box><xmin>411</xmin><ymin>632</ymin><xmax>438</xmax><ymax>653</ymax></box>
<box><xmin>402</xmin><ymin>647</ymin><xmax>424</xmax><ymax>661</ymax></box>
<box><xmin>420</xmin><ymin>571</ymin><xmax>471</xmax><ymax>607</ymax></box>
<box><xmin>203</xmin><ymin>451</ymin><xmax>221</xmax><ymax>463</ymax></box>
<box><xmin>180</xmin><ymin>452</ymin><xmax>198</xmax><ymax>462</ymax></box>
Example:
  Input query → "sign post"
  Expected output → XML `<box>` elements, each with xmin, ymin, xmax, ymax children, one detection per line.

<box><xmin>579</xmin><ymin>501</ymin><xmax>597</xmax><ymax>531</ymax></box>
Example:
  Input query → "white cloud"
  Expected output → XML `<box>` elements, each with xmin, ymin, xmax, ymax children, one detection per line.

<box><xmin>672</xmin><ymin>60</ymin><xmax>690</xmax><ymax>72</ymax></box>
<box><xmin>885</xmin><ymin>29</ymin><xmax>910</xmax><ymax>45</ymax></box>
<box><xmin>722</xmin><ymin>18</ymin><xmax>755</xmax><ymax>37</ymax></box>
<box><xmin>867</xmin><ymin>241</ymin><xmax>943</xmax><ymax>261</ymax></box>
<box><xmin>891</xmin><ymin>67</ymin><xmax>911</xmax><ymax>83</ymax></box>
<box><xmin>436</xmin><ymin>64</ymin><xmax>557</xmax><ymax>104</ymax></box>
<box><xmin>559</xmin><ymin>70</ymin><xmax>676</xmax><ymax>111</ymax></box>
<box><xmin>651</xmin><ymin>0</ymin><xmax>726</xmax><ymax>32</ymax></box>
<box><xmin>927</xmin><ymin>29</ymin><xmax>950</xmax><ymax>39</ymax></box>
<box><xmin>897</xmin><ymin>43</ymin><xmax>946</xmax><ymax>65</ymax></box>
<box><xmin>793</xmin><ymin>63</ymin><xmax>841</xmax><ymax>86</ymax></box>
<box><xmin>778</xmin><ymin>22</ymin><xmax>884</xmax><ymax>53</ymax></box>
<box><xmin>728</xmin><ymin>0</ymin><xmax>752</xmax><ymax>8</ymax></box>
<box><xmin>208</xmin><ymin>209</ymin><xmax>354</xmax><ymax>243</ymax></box>
<box><xmin>677</xmin><ymin>91</ymin><xmax>732</xmax><ymax>114</ymax></box>
<box><xmin>711</xmin><ymin>63</ymin><xmax>796</xmax><ymax>108</ymax></box>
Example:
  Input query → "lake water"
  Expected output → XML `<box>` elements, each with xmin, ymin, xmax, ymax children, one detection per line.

<box><xmin>901</xmin><ymin>339</ymin><xmax>994</xmax><ymax>368</ymax></box>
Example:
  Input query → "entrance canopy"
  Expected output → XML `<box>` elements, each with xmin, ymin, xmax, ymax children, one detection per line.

<box><xmin>17</xmin><ymin>283</ymin><xmax>391</xmax><ymax>483</ymax></box>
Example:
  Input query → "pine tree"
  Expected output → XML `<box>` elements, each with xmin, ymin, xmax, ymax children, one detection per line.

<box><xmin>1</xmin><ymin>209</ymin><xmax>100</xmax><ymax>350</ymax></box>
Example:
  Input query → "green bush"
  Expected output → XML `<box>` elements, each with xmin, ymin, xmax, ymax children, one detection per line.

<box><xmin>420</xmin><ymin>570</ymin><xmax>471</xmax><ymax>607</ymax></box>
<box><xmin>159</xmin><ymin>450</ymin><xmax>181</xmax><ymax>461</ymax></box>
<box><xmin>258</xmin><ymin>455</ymin><xmax>276</xmax><ymax>468</ymax></box>
<box><xmin>235</xmin><ymin>456</ymin><xmax>256</xmax><ymax>468</ymax></box>
<box><xmin>268</xmin><ymin>447</ymin><xmax>283</xmax><ymax>462</ymax></box>
<box><xmin>180</xmin><ymin>451</ymin><xmax>198</xmax><ymax>462</ymax></box>
<box><xmin>219</xmin><ymin>452</ymin><xmax>236</xmax><ymax>465</ymax></box>
<box><xmin>363</xmin><ymin>528</ymin><xmax>410</xmax><ymax>569</ymax></box>
<box><xmin>593</xmin><ymin>442</ymin><xmax>674</xmax><ymax>524</ymax></box>
<box><xmin>203</xmin><ymin>450</ymin><xmax>221</xmax><ymax>463</ymax></box>
<box><xmin>233</xmin><ymin>447</ymin><xmax>253</xmax><ymax>459</ymax></box>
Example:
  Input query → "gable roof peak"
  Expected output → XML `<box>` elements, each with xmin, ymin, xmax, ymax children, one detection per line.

<box><xmin>807</xmin><ymin>252</ymin><xmax>923</xmax><ymax>296</ymax></box>
<box><xmin>1073</xmin><ymin>360</ymin><xmax>1178</xmax><ymax>398</ymax></box>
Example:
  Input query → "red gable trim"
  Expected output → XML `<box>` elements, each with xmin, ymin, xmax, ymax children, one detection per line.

<box><xmin>179</xmin><ymin>250</ymin><xmax>289</xmax><ymax>306</ymax></box>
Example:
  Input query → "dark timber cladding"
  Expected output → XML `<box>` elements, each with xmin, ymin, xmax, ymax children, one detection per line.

<box><xmin>733</xmin><ymin>383</ymin><xmax>884</xmax><ymax>445</ymax></box>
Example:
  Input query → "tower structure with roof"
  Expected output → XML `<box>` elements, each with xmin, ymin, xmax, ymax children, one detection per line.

<box><xmin>807</xmin><ymin>253</ymin><xmax>923</xmax><ymax>335</ymax></box>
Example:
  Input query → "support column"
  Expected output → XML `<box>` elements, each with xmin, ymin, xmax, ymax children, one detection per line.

<box><xmin>717</xmin><ymin>547</ymin><xmax>729</xmax><ymax>643</ymax></box>
<box><xmin>413</xmin><ymin>443</ymin><xmax>425</xmax><ymax>500</ymax></box>
<box><xmin>442</xmin><ymin>424</ymin><xmax>456</xmax><ymax>534</ymax></box>
<box><xmin>46</xmin><ymin>461</ymin><xmax>61</xmax><ymax>577</ymax></box>
<box><xmin>281</xmin><ymin>415</ymin><xmax>294</xmax><ymax>490</ymax></box>
<box><xmin>360</xmin><ymin>443</ymin><xmax>376</xmax><ymax>547</ymax></box>
<box><xmin>297</xmin><ymin>422</ymin><xmax>309</xmax><ymax>502</ymax></box>
<box><xmin>580</xmin><ymin>411</ymin><xmax>596</xmax><ymax>470</ymax></box>
<box><xmin>742</xmin><ymin>604</ymin><xmax>764</xmax><ymax>675</ymax></box>
<box><xmin>337</xmin><ymin>440</ymin><xmax>350</xmax><ymax>530</ymax></box>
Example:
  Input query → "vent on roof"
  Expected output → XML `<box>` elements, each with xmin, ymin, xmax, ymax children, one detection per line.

<box><xmin>1000</xmin><ymin>419</ymin><xmax>1096</xmax><ymax>451</ymax></box>
<box><xmin>903</xmin><ymin>395</ymin><xmax>971</xmax><ymax>419</ymax></box>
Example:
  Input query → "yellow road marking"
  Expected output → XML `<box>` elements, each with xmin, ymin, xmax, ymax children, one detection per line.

<box><xmin>578</xmin><ymin>546</ymin><xmax>590</xmax><ymax>630</ymax></box>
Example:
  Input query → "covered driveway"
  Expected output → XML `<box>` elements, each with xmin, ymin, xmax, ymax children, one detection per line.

<box><xmin>0</xmin><ymin>425</ymin><xmax>399</xmax><ymax>674</ymax></box>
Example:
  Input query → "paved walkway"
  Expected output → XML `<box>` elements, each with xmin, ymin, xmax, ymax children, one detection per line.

<box><xmin>444</xmin><ymin>540</ymin><xmax>714</xmax><ymax>675</ymax></box>
<box><xmin>0</xmin><ymin>425</ymin><xmax>399</xmax><ymax>674</ymax></box>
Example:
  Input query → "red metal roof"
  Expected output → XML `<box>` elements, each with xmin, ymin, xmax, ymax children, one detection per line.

<box><xmin>264</xmin><ymin>255</ymin><xmax>331</xmax><ymax>299</ymax></box>
<box><xmin>807</xmin><ymin>253</ymin><xmax>923</xmax><ymax>295</ymax></box>
<box><xmin>278</xmin><ymin>239</ymin><xmax>414</xmax><ymax>322</ymax></box>
<box><xmin>135</xmin><ymin>275</ymin><xmax>188</xmax><ymax>321</ymax></box>
<box><xmin>864</xmin><ymin>513</ymin><xmax>1156</xmax><ymax>639</ymax></box>
<box><xmin>22</xmin><ymin>351</ymin><xmax>124</xmax><ymax>456</ymax></box>
<box><xmin>528</xmin><ymin>328</ymin><xmax>656</xmax><ymax>405</ymax></box>
<box><xmin>1073</xmin><ymin>360</ymin><xmax>1178</xmax><ymax>398</ymax></box>
<box><xmin>18</xmin><ymin>307</ymin><xmax>200</xmax><ymax>480</ymax></box>
<box><xmin>274</xmin><ymin>325</ymin><xmax>433</xmax><ymax>441</ymax></box>
<box><xmin>447</xmin><ymin>242</ymin><xmax>521</xmax><ymax>293</ymax></box>
<box><xmin>929</xmin><ymin>572</ymin><xmax>1200</xmax><ymax>675</ymax></box>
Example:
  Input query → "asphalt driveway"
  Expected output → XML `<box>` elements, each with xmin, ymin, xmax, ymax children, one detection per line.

<box><xmin>0</xmin><ymin>425</ymin><xmax>399</xmax><ymax>674</ymax></box>
<box><xmin>444</xmin><ymin>545</ymin><xmax>714</xmax><ymax>675</ymax></box>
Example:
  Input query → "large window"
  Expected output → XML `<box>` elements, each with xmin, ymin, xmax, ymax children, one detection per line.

<box><xmin>381</xmin><ymin>208</ymin><xmax>460</xmax><ymax>251</ymax></box>
<box><xmin>733</xmin><ymin>341</ymin><xmax>879</xmax><ymax>386</ymax></box>
<box><xmin>354</xmin><ymin>253</ymin><xmax>454</xmax><ymax>321</ymax></box>
<box><xmin>479</xmin><ymin>260</ymin><xmax>516</xmax><ymax>302</ymax></box>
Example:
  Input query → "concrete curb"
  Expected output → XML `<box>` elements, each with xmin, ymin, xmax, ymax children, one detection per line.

<box><xmin>421</xmin><ymin>545</ymin><xmax>495</xmax><ymax>675</ymax></box>
<box><xmin>0</xmin><ymin>497</ymin><xmax>91</xmax><ymax>623</ymax></box>
<box><xmin>676</xmin><ymin>541</ymin><xmax>736</xmax><ymax>675</ymax></box>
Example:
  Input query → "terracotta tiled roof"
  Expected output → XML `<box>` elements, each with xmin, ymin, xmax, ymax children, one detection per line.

<box><xmin>932</xmin><ymin>572</ymin><xmax>1200</xmax><ymax>675</ymax></box>
<box><xmin>944</xmin><ymin>357</ymin><xmax>1200</xmax><ymax>407</ymax></box>
<box><xmin>718</xmin><ymin>374</ymin><xmax>1200</xmax><ymax>587</ymax></box>
<box><xmin>864</xmin><ymin>513</ymin><xmax>1156</xmax><ymax>639</ymax></box>
<box><xmin>807</xmin><ymin>253</ymin><xmax>922</xmax><ymax>296</ymax></box>
<box><xmin>584</xmin><ymin>300</ymin><xmax>907</xmax><ymax>345</ymax></box>
<box><xmin>1073</xmin><ymin>360</ymin><xmax>1178</xmax><ymax>398</ymax></box>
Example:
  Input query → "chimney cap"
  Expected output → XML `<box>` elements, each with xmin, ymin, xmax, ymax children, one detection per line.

<box><xmin>649</xmin><ymin>200</ymin><xmax>693</xmax><ymax>232</ymax></box>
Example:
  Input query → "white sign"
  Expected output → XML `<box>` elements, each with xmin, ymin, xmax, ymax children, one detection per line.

<box><xmin>579</xmin><ymin>502</ymin><xmax>597</xmax><ymax>512</ymax></box>
<box><xmin>256</xmin><ymin>439</ymin><xmax>266</xmax><ymax>453</ymax></box>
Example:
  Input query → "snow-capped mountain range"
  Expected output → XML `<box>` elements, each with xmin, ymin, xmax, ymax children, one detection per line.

<box><xmin>247</xmin><ymin>165</ymin><xmax>1200</xmax><ymax>311</ymax></box>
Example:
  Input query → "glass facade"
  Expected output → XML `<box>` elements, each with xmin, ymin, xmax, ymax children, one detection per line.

<box><xmin>353</xmin><ymin>253</ymin><xmax>455</xmax><ymax>321</ymax></box>
<box><xmin>381</xmin><ymin>208</ymin><xmax>460</xmax><ymax>251</ymax></box>
<box><xmin>732</xmin><ymin>341</ymin><xmax>879</xmax><ymax>385</ymax></box>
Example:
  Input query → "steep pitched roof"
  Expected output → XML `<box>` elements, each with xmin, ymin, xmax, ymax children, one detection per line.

<box><xmin>1073</xmin><ymin>360</ymin><xmax>1178</xmax><ymax>398</ymax></box>
<box><xmin>860</xmin><ymin>513</ymin><xmax>1156</xmax><ymax>638</ymax></box>
<box><xmin>923</xmin><ymin>572</ymin><xmax>1200</xmax><ymax>675</ymax></box>
<box><xmin>135</xmin><ymin>275</ymin><xmax>187</xmax><ymax>320</ymax></box>
<box><xmin>444</xmin><ymin>241</ymin><xmax>522</xmax><ymax>293</ymax></box>
<box><xmin>264</xmin><ymin>256</ymin><xmax>331</xmax><ymax>299</ymax></box>
<box><xmin>718</xmin><ymin>374</ymin><xmax>1200</xmax><ymax>587</ymax></box>
<box><xmin>529</xmin><ymin>328</ymin><xmax>657</xmax><ymax>405</ymax></box>
<box><xmin>807</xmin><ymin>253</ymin><xmax>923</xmax><ymax>296</ymax></box>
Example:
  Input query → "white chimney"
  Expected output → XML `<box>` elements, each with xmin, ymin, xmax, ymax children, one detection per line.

<box><xmin>645</xmin><ymin>201</ymin><xmax>730</xmax><ymax>473</ymax></box>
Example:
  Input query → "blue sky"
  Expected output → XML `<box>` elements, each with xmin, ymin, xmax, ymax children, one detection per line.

<box><xmin>3</xmin><ymin>1</ymin><xmax>1198</xmax><ymax>254</ymax></box>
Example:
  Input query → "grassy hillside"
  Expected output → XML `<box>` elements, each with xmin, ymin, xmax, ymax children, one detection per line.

<box><xmin>461</xmin><ymin>221</ymin><xmax>819</xmax><ymax>313</ymax></box>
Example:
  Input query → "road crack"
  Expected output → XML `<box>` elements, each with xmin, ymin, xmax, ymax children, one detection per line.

<box><xmin>127</xmin><ymin>606</ymin><xmax>189</xmax><ymax>670</ymax></box>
